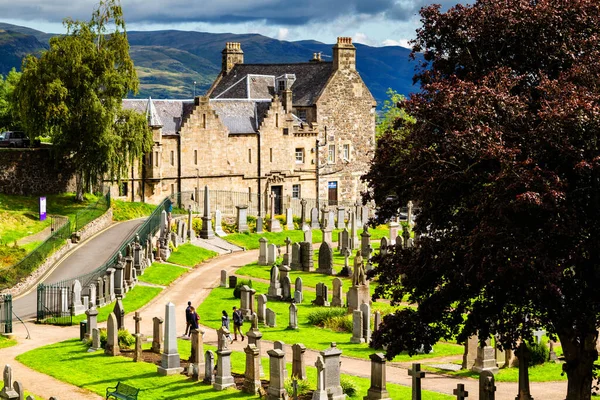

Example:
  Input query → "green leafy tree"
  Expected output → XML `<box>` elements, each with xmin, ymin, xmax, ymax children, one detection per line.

<box><xmin>364</xmin><ymin>1</ymin><xmax>600</xmax><ymax>399</ymax></box>
<box><xmin>15</xmin><ymin>0</ymin><xmax>151</xmax><ymax>200</ymax></box>
<box><xmin>376</xmin><ymin>88</ymin><xmax>414</xmax><ymax>137</ymax></box>
<box><xmin>0</xmin><ymin>68</ymin><xmax>22</xmax><ymax>131</ymax></box>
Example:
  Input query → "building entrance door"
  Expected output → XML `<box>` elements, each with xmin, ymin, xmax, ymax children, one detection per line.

<box><xmin>328</xmin><ymin>181</ymin><xmax>338</xmax><ymax>206</ymax></box>
<box><xmin>270</xmin><ymin>185</ymin><xmax>283</xmax><ymax>215</ymax></box>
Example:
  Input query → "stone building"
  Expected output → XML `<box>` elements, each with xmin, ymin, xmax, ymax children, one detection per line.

<box><xmin>112</xmin><ymin>37</ymin><xmax>376</xmax><ymax>215</ymax></box>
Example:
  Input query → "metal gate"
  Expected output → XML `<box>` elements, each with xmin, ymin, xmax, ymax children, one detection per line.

<box><xmin>0</xmin><ymin>294</ymin><xmax>12</xmax><ymax>334</ymax></box>
<box><xmin>36</xmin><ymin>284</ymin><xmax>72</xmax><ymax>326</ymax></box>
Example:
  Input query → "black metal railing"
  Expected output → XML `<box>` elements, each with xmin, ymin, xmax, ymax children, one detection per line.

<box><xmin>0</xmin><ymin>294</ymin><xmax>12</xmax><ymax>333</ymax></box>
<box><xmin>73</xmin><ymin>192</ymin><xmax>111</xmax><ymax>233</ymax></box>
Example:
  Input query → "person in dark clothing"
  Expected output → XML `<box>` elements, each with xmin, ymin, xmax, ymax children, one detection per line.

<box><xmin>184</xmin><ymin>301</ymin><xmax>192</xmax><ymax>337</ymax></box>
<box><xmin>232</xmin><ymin>306</ymin><xmax>245</xmax><ymax>341</ymax></box>
<box><xmin>221</xmin><ymin>310</ymin><xmax>233</xmax><ymax>343</ymax></box>
<box><xmin>190</xmin><ymin>306</ymin><xmax>199</xmax><ymax>330</ymax></box>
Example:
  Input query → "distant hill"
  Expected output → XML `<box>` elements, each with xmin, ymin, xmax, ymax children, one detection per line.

<box><xmin>0</xmin><ymin>23</ymin><xmax>420</xmax><ymax>105</ymax></box>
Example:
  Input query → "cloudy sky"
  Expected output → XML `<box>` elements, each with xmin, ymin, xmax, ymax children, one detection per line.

<box><xmin>0</xmin><ymin>0</ymin><xmax>466</xmax><ymax>47</ymax></box>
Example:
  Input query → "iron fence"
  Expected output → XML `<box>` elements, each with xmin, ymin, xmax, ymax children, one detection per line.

<box><xmin>0</xmin><ymin>294</ymin><xmax>11</xmax><ymax>334</ymax></box>
<box><xmin>73</xmin><ymin>192</ymin><xmax>111</xmax><ymax>233</ymax></box>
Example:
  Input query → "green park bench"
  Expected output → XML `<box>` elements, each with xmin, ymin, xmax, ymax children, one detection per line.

<box><xmin>105</xmin><ymin>382</ymin><xmax>140</xmax><ymax>400</ymax></box>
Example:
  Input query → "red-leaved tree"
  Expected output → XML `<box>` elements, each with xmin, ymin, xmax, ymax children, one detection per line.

<box><xmin>364</xmin><ymin>1</ymin><xmax>600</xmax><ymax>398</ymax></box>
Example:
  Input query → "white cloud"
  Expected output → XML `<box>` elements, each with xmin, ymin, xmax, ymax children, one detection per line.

<box><xmin>381</xmin><ymin>38</ymin><xmax>411</xmax><ymax>48</ymax></box>
<box><xmin>353</xmin><ymin>32</ymin><xmax>376</xmax><ymax>46</ymax></box>
<box><xmin>277</xmin><ymin>27</ymin><xmax>289</xmax><ymax>40</ymax></box>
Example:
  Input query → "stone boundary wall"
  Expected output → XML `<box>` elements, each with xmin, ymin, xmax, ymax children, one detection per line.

<box><xmin>1</xmin><ymin>208</ymin><xmax>113</xmax><ymax>298</ymax></box>
<box><xmin>0</xmin><ymin>148</ymin><xmax>77</xmax><ymax>195</ymax></box>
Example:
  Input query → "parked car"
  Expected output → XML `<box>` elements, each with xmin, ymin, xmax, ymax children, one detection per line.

<box><xmin>0</xmin><ymin>131</ymin><xmax>30</xmax><ymax>148</ymax></box>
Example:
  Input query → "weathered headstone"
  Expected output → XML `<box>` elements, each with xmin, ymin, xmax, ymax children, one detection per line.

<box><xmin>389</xmin><ymin>222</ymin><xmax>399</xmax><ymax>245</ymax></box>
<box><xmin>292</xmin><ymin>343</ymin><xmax>307</xmax><ymax>380</ymax></box>
<box><xmin>374</xmin><ymin>311</ymin><xmax>382</xmax><ymax>332</ymax></box>
<box><xmin>350</xmin><ymin>211</ymin><xmax>359</xmax><ymax>250</ymax></box>
<box><xmin>361</xmin><ymin>302</ymin><xmax>372</xmax><ymax>344</ymax></box>
<box><xmin>200</xmin><ymin>186</ymin><xmax>215</xmax><ymax>239</ymax></box>
<box><xmin>291</xmin><ymin>242</ymin><xmax>301</xmax><ymax>270</ymax></box>
<box><xmin>113</xmin><ymin>254</ymin><xmax>125</xmax><ymax>297</ymax></box>
<box><xmin>257</xmin><ymin>294</ymin><xmax>267</xmax><ymax>323</ymax></box>
<box><xmin>294</xmin><ymin>277</ymin><xmax>303</xmax><ymax>304</ymax></box>
<box><xmin>246</xmin><ymin>313</ymin><xmax>264</xmax><ymax>377</ymax></box>
<box><xmin>286</xmin><ymin>208</ymin><xmax>294</xmax><ymax>230</ymax></box>
<box><xmin>453</xmin><ymin>384</ymin><xmax>469</xmax><ymax>400</ymax></box>
<box><xmin>157</xmin><ymin>302</ymin><xmax>183</xmax><ymax>376</ymax></box>
<box><xmin>236</xmin><ymin>205</ymin><xmax>249</xmax><ymax>233</ymax></box>
<box><xmin>268</xmin><ymin>265</ymin><xmax>282</xmax><ymax>299</ymax></box>
<box><xmin>1</xmin><ymin>365</ymin><xmax>18</xmax><ymax>400</ymax></box>
<box><xmin>89</xmin><ymin>327</ymin><xmax>101</xmax><ymax>352</ymax></box>
<box><xmin>134</xmin><ymin>333</ymin><xmax>143</xmax><ymax>362</ymax></box>
<box><xmin>214</xmin><ymin>327</ymin><xmax>235</xmax><ymax>390</ymax></box>
<box><xmin>317</xmin><ymin>241</ymin><xmax>334</xmax><ymax>275</ymax></box>
<box><xmin>304</xmin><ymin>228</ymin><xmax>313</xmax><ymax>244</ymax></box>
<box><xmin>472</xmin><ymin>337</ymin><xmax>499</xmax><ymax>374</ymax></box>
<box><xmin>515</xmin><ymin>344</ymin><xmax>534</xmax><ymax>400</ymax></box>
<box><xmin>479</xmin><ymin>370</ymin><xmax>496</xmax><ymax>400</ymax></box>
<box><xmin>266</xmin><ymin>308</ymin><xmax>277</xmax><ymax>327</ymax></box>
<box><xmin>214</xmin><ymin>209</ymin><xmax>227</xmax><ymax>236</ymax></box>
<box><xmin>105</xmin><ymin>312</ymin><xmax>119</xmax><ymax>356</ymax></box>
<box><xmin>113</xmin><ymin>297</ymin><xmax>125</xmax><ymax>330</ymax></box>
<box><xmin>88</xmin><ymin>283</ymin><xmax>97</xmax><ymax>308</ymax></box>
<box><xmin>133</xmin><ymin>311</ymin><xmax>142</xmax><ymax>335</ymax></box>
<box><xmin>71</xmin><ymin>279</ymin><xmax>85</xmax><ymax>315</ymax></box>
<box><xmin>328</xmin><ymin>210</ymin><xmax>335</xmax><ymax>230</ymax></box>
<box><xmin>463</xmin><ymin>336</ymin><xmax>479</xmax><ymax>369</ymax></box>
<box><xmin>240</xmin><ymin>285</ymin><xmax>255</xmax><ymax>319</ymax></box>
<box><xmin>268</xmin><ymin>193</ymin><xmax>283</xmax><ymax>232</ymax></box>
<box><xmin>408</xmin><ymin>363</ymin><xmax>425</xmax><ymax>400</ymax></box>
<box><xmin>313</xmin><ymin>356</ymin><xmax>328</xmax><ymax>400</ymax></box>
<box><xmin>96</xmin><ymin>277</ymin><xmax>105</xmax><ymax>306</ymax></box>
<box><xmin>152</xmin><ymin>316</ymin><xmax>164</xmax><ymax>353</ymax></box>
<box><xmin>13</xmin><ymin>381</ymin><xmax>24</xmax><ymax>400</ymax></box>
<box><xmin>322</xmin><ymin>220</ymin><xmax>333</xmax><ymax>246</ymax></box>
<box><xmin>283</xmin><ymin>237</ymin><xmax>292</xmax><ymax>267</ymax></box>
<box><xmin>351</xmin><ymin>310</ymin><xmax>364</xmax><ymax>344</ymax></box>
<box><xmin>380</xmin><ymin>237</ymin><xmax>389</xmax><ymax>256</ymax></box>
<box><xmin>313</xmin><ymin>283</ymin><xmax>330</xmax><ymax>307</ymax></box>
<box><xmin>85</xmin><ymin>307</ymin><xmax>98</xmax><ymax>339</ymax></box>
<box><xmin>336</xmin><ymin>207</ymin><xmax>346</xmax><ymax>230</ymax></box>
<box><xmin>331</xmin><ymin>278</ymin><xmax>343</xmax><ymax>307</ymax></box>
<box><xmin>187</xmin><ymin>206</ymin><xmax>195</xmax><ymax>241</ymax></box>
<box><xmin>340</xmin><ymin>228</ymin><xmax>350</xmax><ymax>253</ymax></box>
<box><xmin>243</xmin><ymin>344</ymin><xmax>261</xmax><ymax>394</ymax></box>
<box><xmin>282</xmin><ymin>275</ymin><xmax>292</xmax><ymax>301</ymax></box>
<box><xmin>300</xmin><ymin>241</ymin><xmax>314</xmax><ymax>271</ymax></box>
<box><xmin>347</xmin><ymin>250</ymin><xmax>370</xmax><ymax>312</ymax></box>
<box><xmin>267</xmin><ymin>348</ymin><xmax>288</xmax><ymax>399</ymax></box>
<box><xmin>273</xmin><ymin>341</ymin><xmax>288</xmax><ymax>380</ymax></box>
<box><xmin>204</xmin><ymin>350</ymin><xmax>215</xmax><ymax>384</ymax></box>
<box><xmin>311</xmin><ymin>207</ymin><xmax>320</xmax><ymax>229</ymax></box>
<box><xmin>220</xmin><ymin>270</ymin><xmax>228</xmax><ymax>288</ymax></box>
<box><xmin>300</xmin><ymin>199</ymin><xmax>308</xmax><ymax>230</ymax></box>
<box><xmin>267</xmin><ymin>243</ymin><xmax>277</xmax><ymax>265</ymax></box>
<box><xmin>258</xmin><ymin>237</ymin><xmax>269</xmax><ymax>265</ymax></box>
<box><xmin>364</xmin><ymin>353</ymin><xmax>392</xmax><ymax>400</ymax></box>
<box><xmin>288</xmin><ymin>303</ymin><xmax>299</xmax><ymax>330</ymax></box>
<box><xmin>190</xmin><ymin>328</ymin><xmax>205</xmax><ymax>381</ymax></box>
<box><xmin>321</xmin><ymin>343</ymin><xmax>345</xmax><ymax>400</ymax></box>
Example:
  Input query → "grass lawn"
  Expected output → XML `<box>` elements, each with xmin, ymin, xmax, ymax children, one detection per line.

<box><xmin>424</xmin><ymin>361</ymin><xmax>567</xmax><ymax>382</ymax></box>
<box><xmin>167</xmin><ymin>243</ymin><xmax>218</xmax><ymax>267</ymax></box>
<box><xmin>138</xmin><ymin>262</ymin><xmax>188</xmax><ymax>286</ymax></box>
<box><xmin>0</xmin><ymin>335</ymin><xmax>17</xmax><ymax>349</ymax></box>
<box><xmin>17</xmin><ymin>338</ymin><xmax>452</xmax><ymax>400</ymax></box>
<box><xmin>72</xmin><ymin>285</ymin><xmax>162</xmax><ymax>324</ymax></box>
<box><xmin>111</xmin><ymin>200</ymin><xmax>157</xmax><ymax>222</ymax></box>
<box><xmin>197</xmin><ymin>282</ymin><xmax>463</xmax><ymax>362</ymax></box>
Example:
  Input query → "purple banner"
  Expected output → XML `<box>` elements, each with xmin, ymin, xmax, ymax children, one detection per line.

<box><xmin>39</xmin><ymin>197</ymin><xmax>47</xmax><ymax>221</ymax></box>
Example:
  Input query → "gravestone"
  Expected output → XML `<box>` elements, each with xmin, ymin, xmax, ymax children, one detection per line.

<box><xmin>340</xmin><ymin>247</ymin><xmax>352</xmax><ymax>277</ymax></box>
<box><xmin>281</xmin><ymin>275</ymin><xmax>292</xmax><ymax>301</ymax></box>
<box><xmin>187</xmin><ymin>206</ymin><xmax>195</xmax><ymax>241</ymax></box>
<box><xmin>96</xmin><ymin>277</ymin><xmax>105</xmax><ymax>306</ymax></box>
<box><xmin>88</xmin><ymin>283</ymin><xmax>97</xmax><ymax>308</ymax></box>
<box><xmin>106</xmin><ymin>267</ymin><xmax>116</xmax><ymax>302</ymax></box>
<box><xmin>360</xmin><ymin>302</ymin><xmax>372</xmax><ymax>344</ymax></box>
<box><xmin>322</xmin><ymin>220</ymin><xmax>333</xmax><ymax>246</ymax></box>
<box><xmin>214</xmin><ymin>327</ymin><xmax>235</xmax><ymax>390</ymax></box>
<box><xmin>336</xmin><ymin>207</ymin><xmax>346</xmax><ymax>230</ymax></box>
<box><xmin>479</xmin><ymin>370</ymin><xmax>496</xmax><ymax>400</ymax></box>
<box><xmin>152</xmin><ymin>317</ymin><xmax>164</xmax><ymax>353</ymax></box>
<box><xmin>313</xmin><ymin>283</ymin><xmax>330</xmax><ymax>307</ymax></box>
<box><xmin>267</xmin><ymin>349</ymin><xmax>288</xmax><ymax>399</ymax></box>
<box><xmin>374</xmin><ymin>311</ymin><xmax>382</xmax><ymax>332</ymax></box>
<box><xmin>453</xmin><ymin>384</ymin><xmax>469</xmax><ymax>400</ymax></box>
<box><xmin>190</xmin><ymin>328</ymin><xmax>205</xmax><ymax>381</ymax></box>
<box><xmin>268</xmin><ymin>265</ymin><xmax>282</xmax><ymax>299</ymax></box>
<box><xmin>283</xmin><ymin>237</ymin><xmax>292</xmax><ymax>267</ymax></box>
<box><xmin>340</xmin><ymin>228</ymin><xmax>350</xmax><ymax>253</ymax></box>
<box><xmin>361</xmin><ymin>226</ymin><xmax>371</xmax><ymax>258</ymax></box>
<box><xmin>292</xmin><ymin>343</ymin><xmax>307</xmax><ymax>380</ymax></box>
<box><xmin>200</xmin><ymin>186</ymin><xmax>215</xmax><ymax>239</ymax></box>
<box><xmin>321</xmin><ymin>343</ymin><xmax>345</xmax><ymax>400</ymax></box>
<box><xmin>300</xmin><ymin>241</ymin><xmax>314</xmax><ymax>271</ymax></box>
<box><xmin>85</xmin><ymin>307</ymin><xmax>98</xmax><ymax>339</ymax></box>
<box><xmin>331</xmin><ymin>278</ymin><xmax>343</xmax><ymax>307</ymax></box>
<box><xmin>133</xmin><ymin>311</ymin><xmax>142</xmax><ymax>335</ymax></box>
<box><xmin>472</xmin><ymin>337</ymin><xmax>499</xmax><ymax>374</ymax></box>
<box><xmin>124</xmin><ymin>244</ymin><xmax>135</xmax><ymax>288</ymax></box>
<box><xmin>0</xmin><ymin>365</ymin><xmax>18</xmax><ymax>400</ymax></box>
<box><xmin>303</xmin><ymin>228</ymin><xmax>313</xmax><ymax>244</ymax></box>
<box><xmin>317</xmin><ymin>241</ymin><xmax>334</xmax><ymax>275</ymax></box>
<box><xmin>313</xmin><ymin>356</ymin><xmax>328</xmax><ymax>400</ymax></box>
<box><xmin>288</xmin><ymin>303</ymin><xmax>299</xmax><ymax>330</ymax></box>
<box><xmin>300</xmin><ymin>199</ymin><xmax>308</xmax><ymax>229</ymax></box>
<box><xmin>236</xmin><ymin>205</ymin><xmax>249</xmax><ymax>233</ymax></box>
<box><xmin>408</xmin><ymin>363</ymin><xmax>425</xmax><ymax>400</ymax></box>
<box><xmin>463</xmin><ymin>336</ymin><xmax>479</xmax><ymax>369</ymax></box>
<box><xmin>380</xmin><ymin>237</ymin><xmax>389</xmax><ymax>256</ymax></box>
<box><xmin>364</xmin><ymin>353</ymin><xmax>392</xmax><ymax>400</ymax></box>
<box><xmin>243</xmin><ymin>344</ymin><xmax>261</xmax><ymax>394</ymax></box>
<box><xmin>266</xmin><ymin>308</ymin><xmax>277</xmax><ymax>327</ymax></box>
<box><xmin>256</xmin><ymin>216</ymin><xmax>264</xmax><ymax>233</ymax></box>
<box><xmin>89</xmin><ymin>328</ymin><xmax>101</xmax><ymax>352</ymax></box>
<box><xmin>328</xmin><ymin>210</ymin><xmax>335</xmax><ymax>230</ymax></box>
<box><xmin>274</xmin><ymin>341</ymin><xmax>288</xmax><ymax>379</ymax></box>
<box><xmin>157</xmin><ymin>302</ymin><xmax>183</xmax><ymax>376</ymax></box>
<box><xmin>105</xmin><ymin>312</ymin><xmax>119</xmax><ymax>356</ymax></box>
<box><xmin>220</xmin><ymin>270</ymin><xmax>228</xmax><ymax>288</ymax></box>
<box><xmin>257</xmin><ymin>294</ymin><xmax>268</xmax><ymax>323</ymax></box>
<box><xmin>240</xmin><ymin>285</ymin><xmax>254</xmax><ymax>319</ymax></box>
<box><xmin>311</xmin><ymin>207</ymin><xmax>320</xmax><ymax>229</ymax></box>
<box><xmin>113</xmin><ymin>254</ymin><xmax>125</xmax><ymax>297</ymax></box>
<box><xmin>214</xmin><ymin>210</ymin><xmax>227</xmax><ymax>236</ymax></box>
<box><xmin>291</xmin><ymin>243</ymin><xmax>302</xmax><ymax>270</ymax></box>
<box><xmin>286</xmin><ymin>208</ymin><xmax>294</xmax><ymax>230</ymax></box>
<box><xmin>268</xmin><ymin>193</ymin><xmax>283</xmax><ymax>232</ymax></box>
<box><xmin>350</xmin><ymin>211</ymin><xmax>359</xmax><ymax>250</ymax></box>
<box><xmin>267</xmin><ymin>244</ymin><xmax>278</xmax><ymax>265</ymax></box>
<box><xmin>515</xmin><ymin>344</ymin><xmax>534</xmax><ymax>400</ymax></box>
<box><xmin>204</xmin><ymin>350</ymin><xmax>215</xmax><ymax>384</ymax></box>
<box><xmin>402</xmin><ymin>226</ymin><xmax>411</xmax><ymax>249</ymax></box>
<box><xmin>13</xmin><ymin>381</ymin><xmax>24</xmax><ymax>400</ymax></box>
<box><xmin>258</xmin><ymin>237</ymin><xmax>269</xmax><ymax>265</ymax></box>
<box><xmin>351</xmin><ymin>310</ymin><xmax>364</xmax><ymax>344</ymax></box>
<box><xmin>71</xmin><ymin>280</ymin><xmax>85</xmax><ymax>315</ymax></box>
<box><xmin>294</xmin><ymin>277</ymin><xmax>303</xmax><ymax>304</ymax></box>
<box><xmin>246</xmin><ymin>313</ymin><xmax>265</xmax><ymax>377</ymax></box>
<box><xmin>134</xmin><ymin>333</ymin><xmax>142</xmax><ymax>362</ymax></box>
<box><xmin>347</xmin><ymin>250</ymin><xmax>370</xmax><ymax>312</ymax></box>
<box><xmin>113</xmin><ymin>297</ymin><xmax>125</xmax><ymax>330</ymax></box>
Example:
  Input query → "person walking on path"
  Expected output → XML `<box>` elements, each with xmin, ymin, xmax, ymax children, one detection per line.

<box><xmin>184</xmin><ymin>301</ymin><xmax>192</xmax><ymax>338</ymax></box>
<box><xmin>232</xmin><ymin>306</ymin><xmax>245</xmax><ymax>341</ymax></box>
<box><xmin>221</xmin><ymin>310</ymin><xmax>233</xmax><ymax>343</ymax></box>
<box><xmin>190</xmin><ymin>306</ymin><xmax>199</xmax><ymax>330</ymax></box>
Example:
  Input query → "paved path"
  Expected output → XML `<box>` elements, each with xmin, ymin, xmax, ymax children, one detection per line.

<box><xmin>3</xmin><ymin>244</ymin><xmax>569</xmax><ymax>400</ymax></box>
<box><xmin>12</xmin><ymin>219</ymin><xmax>144</xmax><ymax>320</ymax></box>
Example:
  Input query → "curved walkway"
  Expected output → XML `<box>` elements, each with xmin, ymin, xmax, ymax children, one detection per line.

<box><xmin>3</xmin><ymin>246</ymin><xmax>568</xmax><ymax>400</ymax></box>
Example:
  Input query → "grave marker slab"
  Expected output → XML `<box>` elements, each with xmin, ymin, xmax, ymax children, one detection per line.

<box><xmin>157</xmin><ymin>302</ymin><xmax>183</xmax><ymax>376</ymax></box>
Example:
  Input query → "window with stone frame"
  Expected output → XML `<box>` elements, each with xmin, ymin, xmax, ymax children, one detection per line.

<box><xmin>278</xmin><ymin>80</ymin><xmax>285</xmax><ymax>92</ymax></box>
<box><xmin>328</xmin><ymin>144</ymin><xmax>336</xmax><ymax>163</ymax></box>
<box><xmin>292</xmin><ymin>184</ymin><xmax>301</xmax><ymax>199</ymax></box>
<box><xmin>170</xmin><ymin>150</ymin><xmax>174</xmax><ymax>166</ymax></box>
<box><xmin>297</xmin><ymin>109</ymin><xmax>307</xmax><ymax>122</ymax></box>
<box><xmin>343</xmin><ymin>143</ymin><xmax>350</xmax><ymax>161</ymax></box>
<box><xmin>295</xmin><ymin>148</ymin><xmax>304</xmax><ymax>163</ymax></box>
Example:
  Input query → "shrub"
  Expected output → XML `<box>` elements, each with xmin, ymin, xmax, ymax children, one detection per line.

<box><xmin>340</xmin><ymin>376</ymin><xmax>358</xmax><ymax>396</ymax></box>
<box><xmin>527</xmin><ymin>339</ymin><xmax>549</xmax><ymax>366</ymax></box>
<box><xmin>233</xmin><ymin>279</ymin><xmax>253</xmax><ymax>299</ymax></box>
<box><xmin>284</xmin><ymin>378</ymin><xmax>311</xmax><ymax>396</ymax></box>
<box><xmin>192</xmin><ymin>218</ymin><xmax>202</xmax><ymax>235</ymax></box>
<box><xmin>118</xmin><ymin>329</ymin><xmax>136</xmax><ymax>349</ymax></box>
<box><xmin>324</xmin><ymin>315</ymin><xmax>353</xmax><ymax>333</ymax></box>
<box><xmin>306</xmin><ymin>308</ymin><xmax>347</xmax><ymax>327</ymax></box>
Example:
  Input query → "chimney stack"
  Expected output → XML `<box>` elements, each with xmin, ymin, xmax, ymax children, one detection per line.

<box><xmin>221</xmin><ymin>42</ymin><xmax>244</xmax><ymax>76</ymax></box>
<box><xmin>332</xmin><ymin>37</ymin><xmax>356</xmax><ymax>71</ymax></box>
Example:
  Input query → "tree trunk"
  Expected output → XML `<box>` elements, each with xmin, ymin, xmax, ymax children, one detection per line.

<box><xmin>560</xmin><ymin>331</ymin><xmax>598</xmax><ymax>400</ymax></box>
<box><xmin>75</xmin><ymin>170</ymin><xmax>84</xmax><ymax>202</ymax></box>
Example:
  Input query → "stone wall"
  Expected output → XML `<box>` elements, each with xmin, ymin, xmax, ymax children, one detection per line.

<box><xmin>0</xmin><ymin>148</ymin><xmax>77</xmax><ymax>195</ymax></box>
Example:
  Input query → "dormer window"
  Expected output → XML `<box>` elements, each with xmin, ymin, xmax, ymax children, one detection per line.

<box><xmin>278</xmin><ymin>80</ymin><xmax>285</xmax><ymax>92</ymax></box>
<box><xmin>276</xmin><ymin>74</ymin><xmax>296</xmax><ymax>93</ymax></box>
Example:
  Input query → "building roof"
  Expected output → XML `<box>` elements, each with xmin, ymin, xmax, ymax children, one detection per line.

<box><xmin>209</xmin><ymin>62</ymin><xmax>333</xmax><ymax>106</ymax></box>
<box><xmin>123</xmin><ymin>99</ymin><xmax>194</xmax><ymax>135</ymax></box>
